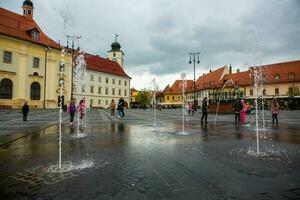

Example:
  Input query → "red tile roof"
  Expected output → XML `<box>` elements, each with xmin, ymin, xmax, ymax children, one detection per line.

<box><xmin>250</xmin><ymin>60</ymin><xmax>300</xmax><ymax>84</ymax></box>
<box><xmin>164</xmin><ymin>80</ymin><xmax>193</xmax><ymax>95</ymax></box>
<box><xmin>85</xmin><ymin>54</ymin><xmax>131</xmax><ymax>78</ymax></box>
<box><xmin>131</xmin><ymin>88</ymin><xmax>138</xmax><ymax>92</ymax></box>
<box><xmin>222</xmin><ymin>71</ymin><xmax>251</xmax><ymax>86</ymax></box>
<box><xmin>195</xmin><ymin>66</ymin><xmax>227</xmax><ymax>90</ymax></box>
<box><xmin>0</xmin><ymin>7</ymin><xmax>61</xmax><ymax>49</ymax></box>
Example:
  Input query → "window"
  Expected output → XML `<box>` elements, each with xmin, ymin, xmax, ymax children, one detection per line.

<box><xmin>98</xmin><ymin>76</ymin><xmax>101</xmax><ymax>82</ymax></box>
<box><xmin>119</xmin><ymin>89</ymin><xmax>121</xmax><ymax>95</ymax></box>
<box><xmin>28</xmin><ymin>10</ymin><xmax>32</xmax><ymax>16</ymax></box>
<box><xmin>105</xmin><ymin>88</ymin><xmax>108</xmax><ymax>95</ymax></box>
<box><xmin>288</xmin><ymin>72</ymin><xmax>295</xmax><ymax>80</ymax></box>
<box><xmin>274</xmin><ymin>74</ymin><xmax>280</xmax><ymax>81</ymax></box>
<box><xmin>289</xmin><ymin>87</ymin><xmax>293</xmax><ymax>94</ymax></box>
<box><xmin>275</xmin><ymin>88</ymin><xmax>279</xmax><ymax>95</ymax></box>
<box><xmin>113</xmin><ymin>79</ymin><xmax>115</xmax><ymax>84</ymax></box>
<box><xmin>167</xmin><ymin>96</ymin><xmax>169</xmax><ymax>100</ymax></box>
<box><xmin>113</xmin><ymin>52</ymin><xmax>116</xmax><ymax>57</ymax></box>
<box><xmin>33</xmin><ymin>72</ymin><xmax>39</xmax><ymax>76</ymax></box>
<box><xmin>90</xmin><ymin>86</ymin><xmax>94</xmax><ymax>93</ymax></box>
<box><xmin>90</xmin><ymin>75</ymin><xmax>94</xmax><ymax>81</ymax></box>
<box><xmin>98</xmin><ymin>87</ymin><xmax>101</xmax><ymax>94</ymax></box>
<box><xmin>172</xmin><ymin>96</ymin><xmax>175</xmax><ymax>100</ymax></box>
<box><xmin>124</xmin><ymin>90</ymin><xmax>127</xmax><ymax>96</ymax></box>
<box><xmin>119</xmin><ymin>80</ymin><xmax>121</xmax><ymax>85</ymax></box>
<box><xmin>124</xmin><ymin>81</ymin><xmax>127</xmax><ymax>86</ymax></box>
<box><xmin>250</xmin><ymin>89</ymin><xmax>253</xmax><ymax>96</ymax></box>
<box><xmin>262</xmin><ymin>89</ymin><xmax>266</xmax><ymax>95</ymax></box>
<box><xmin>98</xmin><ymin>99</ymin><xmax>101</xmax><ymax>105</ymax></box>
<box><xmin>90</xmin><ymin>99</ymin><xmax>93</xmax><ymax>106</ymax></box>
<box><xmin>82</xmin><ymin>87</ymin><xmax>85</xmax><ymax>93</ymax></box>
<box><xmin>105</xmin><ymin>100</ymin><xmax>108</xmax><ymax>105</ymax></box>
<box><xmin>112</xmin><ymin>88</ymin><xmax>115</xmax><ymax>95</ymax></box>
<box><xmin>33</xmin><ymin>57</ymin><xmax>39</xmax><ymax>68</ymax></box>
<box><xmin>30</xmin><ymin>82</ymin><xmax>40</xmax><ymax>100</ymax></box>
<box><xmin>0</xmin><ymin>79</ymin><xmax>13</xmax><ymax>99</ymax></box>
<box><xmin>106</xmin><ymin>78</ymin><xmax>109</xmax><ymax>84</ymax></box>
<box><xmin>31</xmin><ymin>30</ymin><xmax>39</xmax><ymax>39</ymax></box>
<box><xmin>3</xmin><ymin>51</ymin><xmax>12</xmax><ymax>63</ymax></box>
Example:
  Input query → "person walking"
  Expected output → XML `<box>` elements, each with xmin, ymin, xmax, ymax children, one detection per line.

<box><xmin>117</xmin><ymin>98</ymin><xmax>125</xmax><ymax>117</ymax></box>
<box><xmin>232</xmin><ymin>98</ymin><xmax>242</xmax><ymax>124</ymax></box>
<box><xmin>201</xmin><ymin>97</ymin><xmax>209</xmax><ymax>123</ymax></box>
<box><xmin>270</xmin><ymin>97</ymin><xmax>279</xmax><ymax>124</ymax></box>
<box><xmin>110</xmin><ymin>99</ymin><xmax>116</xmax><ymax>116</ymax></box>
<box><xmin>240</xmin><ymin>99</ymin><xmax>248</xmax><ymax>125</ymax></box>
<box><xmin>22</xmin><ymin>101</ymin><xmax>29</xmax><ymax>121</ymax></box>
<box><xmin>67</xmin><ymin>99</ymin><xmax>77</xmax><ymax>125</ymax></box>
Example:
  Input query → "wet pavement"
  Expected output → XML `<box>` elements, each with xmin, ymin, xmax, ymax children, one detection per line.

<box><xmin>0</xmin><ymin>109</ymin><xmax>299</xmax><ymax>200</ymax></box>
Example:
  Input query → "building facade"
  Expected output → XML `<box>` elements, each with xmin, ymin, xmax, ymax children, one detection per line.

<box><xmin>0</xmin><ymin>1</ymin><xmax>72</xmax><ymax>108</ymax></box>
<box><xmin>73</xmin><ymin>41</ymin><xmax>131</xmax><ymax>108</ymax></box>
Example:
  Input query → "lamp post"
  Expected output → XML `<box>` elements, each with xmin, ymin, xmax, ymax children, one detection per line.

<box><xmin>43</xmin><ymin>45</ymin><xmax>50</xmax><ymax>109</ymax></box>
<box><xmin>188</xmin><ymin>52</ymin><xmax>200</xmax><ymax>109</ymax></box>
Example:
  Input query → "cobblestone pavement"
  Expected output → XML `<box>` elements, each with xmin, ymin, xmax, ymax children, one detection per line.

<box><xmin>0</xmin><ymin>109</ymin><xmax>299</xmax><ymax>200</ymax></box>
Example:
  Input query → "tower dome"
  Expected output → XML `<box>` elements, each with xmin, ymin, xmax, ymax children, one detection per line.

<box><xmin>111</xmin><ymin>42</ymin><xmax>121</xmax><ymax>51</ymax></box>
<box><xmin>23</xmin><ymin>0</ymin><xmax>33</xmax><ymax>7</ymax></box>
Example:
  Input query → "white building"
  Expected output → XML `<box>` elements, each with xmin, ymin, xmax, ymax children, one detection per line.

<box><xmin>73</xmin><ymin>40</ymin><xmax>131</xmax><ymax>108</ymax></box>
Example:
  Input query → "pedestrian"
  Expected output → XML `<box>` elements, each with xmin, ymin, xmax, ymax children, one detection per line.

<box><xmin>117</xmin><ymin>98</ymin><xmax>125</xmax><ymax>117</ymax></box>
<box><xmin>240</xmin><ymin>99</ymin><xmax>248</xmax><ymax>125</ymax></box>
<box><xmin>22</xmin><ymin>101</ymin><xmax>29</xmax><ymax>121</ymax></box>
<box><xmin>201</xmin><ymin>97</ymin><xmax>209</xmax><ymax>123</ymax></box>
<box><xmin>232</xmin><ymin>98</ymin><xmax>242</xmax><ymax>124</ymax></box>
<box><xmin>78</xmin><ymin>97</ymin><xmax>85</xmax><ymax>120</ymax></box>
<box><xmin>270</xmin><ymin>97</ymin><xmax>279</xmax><ymax>124</ymax></box>
<box><xmin>110</xmin><ymin>99</ymin><xmax>116</xmax><ymax>116</ymax></box>
<box><xmin>67</xmin><ymin>99</ymin><xmax>77</xmax><ymax>125</ymax></box>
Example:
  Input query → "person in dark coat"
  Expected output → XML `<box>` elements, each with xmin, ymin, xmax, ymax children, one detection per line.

<box><xmin>201</xmin><ymin>97</ymin><xmax>209</xmax><ymax>123</ymax></box>
<box><xmin>22</xmin><ymin>102</ymin><xmax>29</xmax><ymax>121</ymax></box>
<box><xmin>117</xmin><ymin>98</ymin><xmax>125</xmax><ymax>117</ymax></box>
<box><xmin>232</xmin><ymin>98</ymin><xmax>242</xmax><ymax>124</ymax></box>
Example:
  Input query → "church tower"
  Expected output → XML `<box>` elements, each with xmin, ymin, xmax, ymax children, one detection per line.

<box><xmin>107</xmin><ymin>34</ymin><xmax>124</xmax><ymax>69</ymax></box>
<box><xmin>22</xmin><ymin>0</ymin><xmax>34</xmax><ymax>19</ymax></box>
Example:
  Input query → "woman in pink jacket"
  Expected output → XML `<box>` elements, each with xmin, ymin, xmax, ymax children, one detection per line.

<box><xmin>240</xmin><ymin>99</ymin><xmax>248</xmax><ymax>125</ymax></box>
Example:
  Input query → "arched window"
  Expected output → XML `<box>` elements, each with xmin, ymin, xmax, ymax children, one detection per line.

<box><xmin>274</xmin><ymin>73</ymin><xmax>280</xmax><ymax>80</ymax></box>
<box><xmin>288</xmin><ymin>72</ymin><xmax>295</xmax><ymax>80</ymax></box>
<box><xmin>262</xmin><ymin>89</ymin><xmax>266</xmax><ymax>95</ymax></box>
<box><xmin>0</xmin><ymin>79</ymin><xmax>13</xmax><ymax>99</ymax></box>
<box><xmin>30</xmin><ymin>82</ymin><xmax>40</xmax><ymax>100</ymax></box>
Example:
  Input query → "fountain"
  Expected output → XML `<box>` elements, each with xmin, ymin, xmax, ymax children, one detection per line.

<box><xmin>177</xmin><ymin>73</ymin><xmax>189</xmax><ymax>135</ymax></box>
<box><xmin>73</xmin><ymin>48</ymin><xmax>88</xmax><ymax>138</ymax></box>
<box><xmin>245</xmin><ymin>25</ymin><xmax>266</xmax><ymax>155</ymax></box>
<box><xmin>152</xmin><ymin>78</ymin><xmax>158</xmax><ymax>128</ymax></box>
<box><xmin>214</xmin><ymin>79</ymin><xmax>234</xmax><ymax>124</ymax></box>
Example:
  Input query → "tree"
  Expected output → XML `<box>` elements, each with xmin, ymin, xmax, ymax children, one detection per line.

<box><xmin>136</xmin><ymin>89</ymin><xmax>151</xmax><ymax>108</ymax></box>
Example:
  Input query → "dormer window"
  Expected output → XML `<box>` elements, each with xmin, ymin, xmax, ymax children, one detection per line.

<box><xmin>288</xmin><ymin>72</ymin><xmax>295</xmax><ymax>80</ymax></box>
<box><xmin>31</xmin><ymin>30</ymin><xmax>39</xmax><ymax>39</ymax></box>
<box><xmin>274</xmin><ymin>73</ymin><xmax>280</xmax><ymax>80</ymax></box>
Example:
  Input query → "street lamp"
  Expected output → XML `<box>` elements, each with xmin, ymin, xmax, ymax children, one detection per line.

<box><xmin>188</xmin><ymin>52</ymin><xmax>200</xmax><ymax>110</ymax></box>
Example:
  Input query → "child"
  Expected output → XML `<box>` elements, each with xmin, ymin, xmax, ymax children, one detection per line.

<box><xmin>110</xmin><ymin>99</ymin><xmax>116</xmax><ymax>116</ymax></box>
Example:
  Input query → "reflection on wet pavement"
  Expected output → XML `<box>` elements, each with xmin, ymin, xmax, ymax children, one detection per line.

<box><xmin>0</xmin><ymin>109</ymin><xmax>299</xmax><ymax>200</ymax></box>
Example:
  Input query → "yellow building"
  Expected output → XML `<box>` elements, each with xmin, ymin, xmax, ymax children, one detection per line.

<box><xmin>130</xmin><ymin>88</ymin><xmax>138</xmax><ymax>103</ymax></box>
<box><xmin>0</xmin><ymin>1</ymin><xmax>72</xmax><ymax>108</ymax></box>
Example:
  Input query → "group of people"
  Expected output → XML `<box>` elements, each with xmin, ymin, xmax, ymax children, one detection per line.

<box><xmin>109</xmin><ymin>98</ymin><xmax>125</xmax><ymax>118</ymax></box>
<box><xmin>67</xmin><ymin>97</ymin><xmax>86</xmax><ymax>125</ymax></box>
<box><xmin>232</xmin><ymin>97</ymin><xmax>279</xmax><ymax>125</ymax></box>
<box><xmin>186</xmin><ymin>102</ymin><xmax>196</xmax><ymax>115</ymax></box>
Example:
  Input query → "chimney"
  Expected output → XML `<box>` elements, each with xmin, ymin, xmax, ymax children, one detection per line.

<box><xmin>229</xmin><ymin>64</ymin><xmax>232</xmax><ymax>74</ymax></box>
<box><xmin>209</xmin><ymin>69</ymin><xmax>212</xmax><ymax>73</ymax></box>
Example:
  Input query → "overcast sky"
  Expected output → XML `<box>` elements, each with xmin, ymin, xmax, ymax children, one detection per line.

<box><xmin>1</xmin><ymin>0</ymin><xmax>300</xmax><ymax>90</ymax></box>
